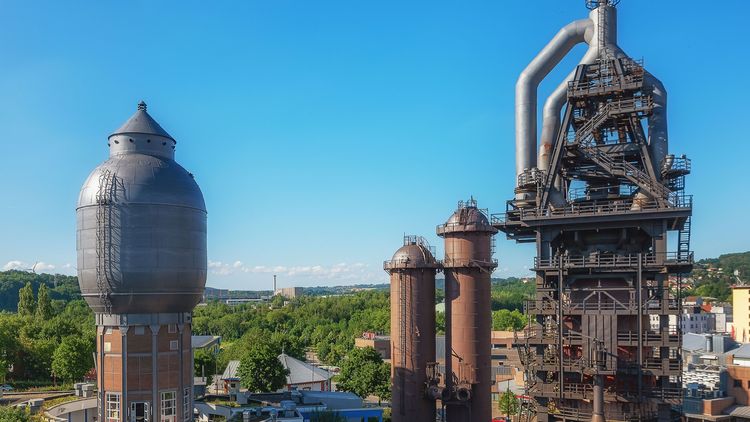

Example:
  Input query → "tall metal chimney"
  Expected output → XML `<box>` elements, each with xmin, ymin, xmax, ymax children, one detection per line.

<box><xmin>384</xmin><ymin>236</ymin><xmax>442</xmax><ymax>422</ymax></box>
<box><xmin>76</xmin><ymin>101</ymin><xmax>207</xmax><ymax>422</ymax></box>
<box><xmin>437</xmin><ymin>199</ymin><xmax>497</xmax><ymax>422</ymax></box>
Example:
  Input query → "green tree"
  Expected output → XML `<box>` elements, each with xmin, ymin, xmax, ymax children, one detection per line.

<box><xmin>337</xmin><ymin>347</ymin><xmax>390</xmax><ymax>403</ymax></box>
<box><xmin>194</xmin><ymin>348</ymin><xmax>217</xmax><ymax>385</ymax></box>
<box><xmin>498</xmin><ymin>388</ymin><xmax>519</xmax><ymax>417</ymax></box>
<box><xmin>237</xmin><ymin>341</ymin><xmax>288</xmax><ymax>392</ymax></box>
<box><xmin>492</xmin><ymin>309</ymin><xmax>526</xmax><ymax>331</ymax></box>
<box><xmin>436</xmin><ymin>311</ymin><xmax>445</xmax><ymax>335</ymax></box>
<box><xmin>271</xmin><ymin>295</ymin><xmax>285</xmax><ymax>308</ymax></box>
<box><xmin>17</xmin><ymin>282</ymin><xmax>35</xmax><ymax>316</ymax></box>
<box><xmin>51</xmin><ymin>336</ymin><xmax>93</xmax><ymax>382</ymax></box>
<box><xmin>36</xmin><ymin>284</ymin><xmax>53</xmax><ymax>320</ymax></box>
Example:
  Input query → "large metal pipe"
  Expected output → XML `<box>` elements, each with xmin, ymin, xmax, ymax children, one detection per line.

<box><xmin>514</xmin><ymin>5</ymin><xmax>668</xmax><ymax>193</ymax></box>
<box><xmin>644</xmin><ymin>72</ymin><xmax>668</xmax><ymax>175</ymax></box>
<box><xmin>537</xmin><ymin>5</ymin><xmax>618</xmax><ymax>172</ymax></box>
<box><xmin>515</xmin><ymin>18</ymin><xmax>593</xmax><ymax>180</ymax></box>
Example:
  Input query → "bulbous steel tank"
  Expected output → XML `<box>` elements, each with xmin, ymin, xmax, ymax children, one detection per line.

<box><xmin>76</xmin><ymin>101</ymin><xmax>207</xmax><ymax>314</ymax></box>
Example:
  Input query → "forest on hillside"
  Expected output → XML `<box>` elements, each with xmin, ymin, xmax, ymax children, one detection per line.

<box><xmin>685</xmin><ymin>251</ymin><xmax>750</xmax><ymax>302</ymax></box>
<box><xmin>0</xmin><ymin>250</ymin><xmax>745</xmax><ymax>386</ymax></box>
<box><xmin>0</xmin><ymin>271</ymin><xmax>79</xmax><ymax>312</ymax></box>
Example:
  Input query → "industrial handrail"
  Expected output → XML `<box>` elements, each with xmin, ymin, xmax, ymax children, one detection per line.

<box><xmin>525</xmin><ymin>297</ymin><xmax>680</xmax><ymax>315</ymax></box>
<box><xmin>382</xmin><ymin>257</ymin><xmax>443</xmax><ymax>270</ymax></box>
<box><xmin>557</xmin><ymin>406</ymin><xmax>657</xmax><ymax>422</ymax></box>
<box><xmin>533</xmin><ymin>252</ymin><xmax>694</xmax><ymax>269</ymax></box>
<box><xmin>441</xmin><ymin>258</ymin><xmax>498</xmax><ymax>268</ymax></box>
<box><xmin>492</xmin><ymin>194</ymin><xmax>692</xmax><ymax>224</ymax></box>
<box><xmin>616</xmin><ymin>331</ymin><xmax>680</xmax><ymax>343</ymax></box>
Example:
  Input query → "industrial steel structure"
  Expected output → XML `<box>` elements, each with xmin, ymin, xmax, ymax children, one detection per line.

<box><xmin>77</xmin><ymin>102</ymin><xmax>207</xmax><ymax>422</ymax></box>
<box><xmin>496</xmin><ymin>1</ymin><xmax>692</xmax><ymax>421</ymax></box>
<box><xmin>384</xmin><ymin>236</ymin><xmax>442</xmax><ymax>422</ymax></box>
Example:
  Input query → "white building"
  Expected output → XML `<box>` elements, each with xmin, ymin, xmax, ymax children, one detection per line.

<box><xmin>222</xmin><ymin>354</ymin><xmax>333</xmax><ymax>395</ymax></box>
<box><xmin>710</xmin><ymin>305</ymin><xmax>733</xmax><ymax>334</ymax></box>
<box><xmin>649</xmin><ymin>312</ymin><xmax>716</xmax><ymax>334</ymax></box>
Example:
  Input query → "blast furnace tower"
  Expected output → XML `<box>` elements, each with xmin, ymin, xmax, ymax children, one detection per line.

<box><xmin>77</xmin><ymin>102</ymin><xmax>207</xmax><ymax>422</ymax></box>
<box><xmin>495</xmin><ymin>1</ymin><xmax>692</xmax><ymax>421</ymax></box>
<box><xmin>384</xmin><ymin>236</ymin><xmax>442</xmax><ymax>422</ymax></box>
<box><xmin>437</xmin><ymin>199</ymin><xmax>497</xmax><ymax>422</ymax></box>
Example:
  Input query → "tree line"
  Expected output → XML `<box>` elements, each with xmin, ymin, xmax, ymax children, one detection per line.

<box><xmin>0</xmin><ymin>281</ymin><xmax>95</xmax><ymax>385</ymax></box>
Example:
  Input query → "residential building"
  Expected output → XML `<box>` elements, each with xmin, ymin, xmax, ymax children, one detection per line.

<box><xmin>711</xmin><ymin>305</ymin><xmax>734</xmax><ymax>334</ymax></box>
<box><xmin>222</xmin><ymin>354</ymin><xmax>333</xmax><ymax>396</ymax></box>
<box><xmin>278</xmin><ymin>353</ymin><xmax>332</xmax><ymax>392</ymax></box>
<box><xmin>733</xmin><ymin>287</ymin><xmax>750</xmax><ymax>342</ymax></box>
<box><xmin>354</xmin><ymin>332</ymin><xmax>391</xmax><ymax>360</ymax></box>
<box><xmin>649</xmin><ymin>311</ymin><xmax>715</xmax><ymax>334</ymax></box>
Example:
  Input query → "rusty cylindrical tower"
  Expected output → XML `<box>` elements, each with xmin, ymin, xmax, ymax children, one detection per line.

<box><xmin>384</xmin><ymin>236</ymin><xmax>442</xmax><ymax>422</ymax></box>
<box><xmin>437</xmin><ymin>198</ymin><xmax>497</xmax><ymax>422</ymax></box>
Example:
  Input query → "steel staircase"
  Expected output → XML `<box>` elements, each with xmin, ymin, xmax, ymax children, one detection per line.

<box><xmin>570</xmin><ymin>97</ymin><xmax>672</xmax><ymax>202</ymax></box>
<box><xmin>578</xmin><ymin>145</ymin><xmax>672</xmax><ymax>200</ymax></box>
<box><xmin>678</xmin><ymin>216</ymin><xmax>691</xmax><ymax>261</ymax></box>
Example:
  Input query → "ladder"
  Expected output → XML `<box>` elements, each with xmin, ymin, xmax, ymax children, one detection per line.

<box><xmin>678</xmin><ymin>216</ymin><xmax>692</xmax><ymax>261</ymax></box>
<box><xmin>95</xmin><ymin>169</ymin><xmax>116</xmax><ymax>314</ymax></box>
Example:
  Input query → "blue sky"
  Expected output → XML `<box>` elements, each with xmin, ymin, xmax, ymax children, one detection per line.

<box><xmin>0</xmin><ymin>1</ymin><xmax>747</xmax><ymax>289</ymax></box>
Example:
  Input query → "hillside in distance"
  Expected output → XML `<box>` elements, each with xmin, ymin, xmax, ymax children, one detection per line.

<box><xmin>0</xmin><ymin>270</ymin><xmax>80</xmax><ymax>312</ymax></box>
<box><xmin>1</xmin><ymin>251</ymin><xmax>747</xmax><ymax>311</ymax></box>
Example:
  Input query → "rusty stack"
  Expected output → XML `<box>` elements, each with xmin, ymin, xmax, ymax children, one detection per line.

<box><xmin>437</xmin><ymin>198</ymin><xmax>498</xmax><ymax>422</ymax></box>
<box><xmin>384</xmin><ymin>236</ymin><xmax>442</xmax><ymax>422</ymax></box>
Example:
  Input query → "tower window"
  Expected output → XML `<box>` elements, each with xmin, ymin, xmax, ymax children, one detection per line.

<box><xmin>105</xmin><ymin>393</ymin><xmax>120</xmax><ymax>422</ymax></box>
<box><xmin>161</xmin><ymin>391</ymin><xmax>176</xmax><ymax>420</ymax></box>
<box><xmin>183</xmin><ymin>387</ymin><xmax>191</xmax><ymax>421</ymax></box>
<box><xmin>168</xmin><ymin>324</ymin><xmax>177</xmax><ymax>333</ymax></box>
<box><xmin>170</xmin><ymin>340</ymin><xmax>179</xmax><ymax>351</ymax></box>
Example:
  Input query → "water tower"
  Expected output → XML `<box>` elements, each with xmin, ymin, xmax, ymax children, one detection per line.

<box><xmin>77</xmin><ymin>101</ymin><xmax>207</xmax><ymax>422</ymax></box>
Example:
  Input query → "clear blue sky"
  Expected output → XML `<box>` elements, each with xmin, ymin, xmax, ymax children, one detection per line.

<box><xmin>0</xmin><ymin>1</ymin><xmax>747</xmax><ymax>289</ymax></box>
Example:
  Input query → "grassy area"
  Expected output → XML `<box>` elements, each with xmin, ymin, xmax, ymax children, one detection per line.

<box><xmin>43</xmin><ymin>395</ymin><xmax>80</xmax><ymax>409</ymax></box>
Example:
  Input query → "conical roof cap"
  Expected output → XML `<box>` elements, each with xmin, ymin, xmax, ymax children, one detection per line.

<box><xmin>109</xmin><ymin>101</ymin><xmax>174</xmax><ymax>141</ymax></box>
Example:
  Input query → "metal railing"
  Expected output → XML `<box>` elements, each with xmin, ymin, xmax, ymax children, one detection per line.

<box><xmin>557</xmin><ymin>406</ymin><xmax>657</xmax><ymax>422</ymax></box>
<box><xmin>525</xmin><ymin>296</ymin><xmax>680</xmax><ymax>315</ymax></box>
<box><xmin>533</xmin><ymin>252</ymin><xmax>694</xmax><ymax>269</ymax></box>
<box><xmin>617</xmin><ymin>331</ymin><xmax>680</xmax><ymax>344</ymax></box>
<box><xmin>641</xmin><ymin>358</ymin><xmax>681</xmax><ymax>372</ymax></box>
<box><xmin>492</xmin><ymin>193</ymin><xmax>692</xmax><ymax>224</ymax></box>
<box><xmin>441</xmin><ymin>258</ymin><xmax>498</xmax><ymax>269</ymax></box>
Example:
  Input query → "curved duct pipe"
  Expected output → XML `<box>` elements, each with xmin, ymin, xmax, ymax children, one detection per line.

<box><xmin>537</xmin><ymin>6</ymin><xmax>618</xmax><ymax>172</ymax></box>
<box><xmin>515</xmin><ymin>5</ymin><xmax>669</xmax><ymax>197</ymax></box>
<box><xmin>644</xmin><ymin>72</ymin><xmax>668</xmax><ymax>174</ymax></box>
<box><xmin>515</xmin><ymin>18</ymin><xmax>593</xmax><ymax>181</ymax></box>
